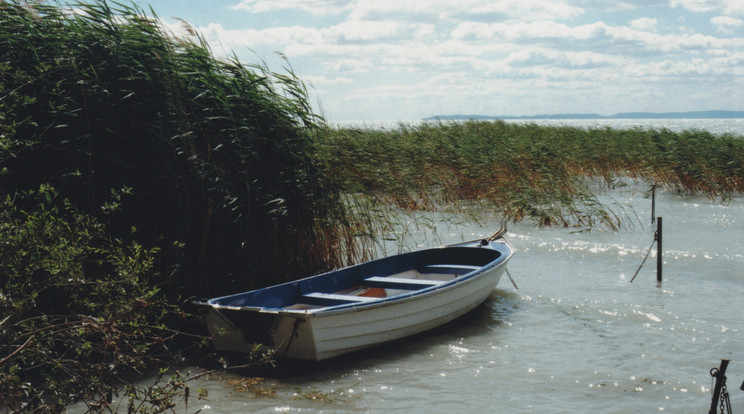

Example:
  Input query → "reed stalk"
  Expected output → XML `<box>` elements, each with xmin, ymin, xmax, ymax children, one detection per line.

<box><xmin>0</xmin><ymin>0</ymin><xmax>355</xmax><ymax>297</ymax></box>
<box><xmin>320</xmin><ymin>120</ymin><xmax>744</xmax><ymax>231</ymax></box>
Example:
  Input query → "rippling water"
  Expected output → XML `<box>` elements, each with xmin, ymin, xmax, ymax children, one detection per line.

<box><xmin>146</xmin><ymin>186</ymin><xmax>743</xmax><ymax>413</ymax></box>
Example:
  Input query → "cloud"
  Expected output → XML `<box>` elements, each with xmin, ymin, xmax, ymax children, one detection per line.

<box><xmin>711</xmin><ymin>15</ymin><xmax>744</xmax><ymax>32</ymax></box>
<box><xmin>629</xmin><ymin>17</ymin><xmax>658</xmax><ymax>32</ymax></box>
<box><xmin>305</xmin><ymin>75</ymin><xmax>354</xmax><ymax>86</ymax></box>
<box><xmin>203</xmin><ymin>0</ymin><xmax>744</xmax><ymax>120</ymax></box>
<box><xmin>231</xmin><ymin>0</ymin><xmax>352</xmax><ymax>15</ymax></box>
<box><xmin>671</xmin><ymin>0</ymin><xmax>744</xmax><ymax>15</ymax></box>
<box><xmin>724</xmin><ymin>2</ymin><xmax>744</xmax><ymax>16</ymax></box>
<box><xmin>200</xmin><ymin>23</ymin><xmax>325</xmax><ymax>47</ymax></box>
<box><xmin>346</xmin><ymin>0</ymin><xmax>585</xmax><ymax>21</ymax></box>
<box><xmin>231</xmin><ymin>0</ymin><xmax>584</xmax><ymax>22</ymax></box>
<box><xmin>456</xmin><ymin>0</ymin><xmax>584</xmax><ymax>21</ymax></box>
<box><xmin>670</xmin><ymin>0</ymin><xmax>721</xmax><ymax>13</ymax></box>
<box><xmin>200</xmin><ymin>19</ymin><xmax>435</xmax><ymax>48</ymax></box>
<box><xmin>450</xmin><ymin>20</ymin><xmax>736</xmax><ymax>55</ymax></box>
<box><xmin>328</xmin><ymin>20</ymin><xmax>405</xmax><ymax>42</ymax></box>
<box><xmin>504</xmin><ymin>49</ymin><xmax>621</xmax><ymax>70</ymax></box>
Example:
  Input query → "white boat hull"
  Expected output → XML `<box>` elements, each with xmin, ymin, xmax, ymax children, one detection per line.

<box><xmin>197</xmin><ymin>237</ymin><xmax>513</xmax><ymax>361</ymax></box>
<box><xmin>285</xmin><ymin>265</ymin><xmax>504</xmax><ymax>360</ymax></box>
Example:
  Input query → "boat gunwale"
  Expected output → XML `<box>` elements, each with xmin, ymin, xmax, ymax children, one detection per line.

<box><xmin>282</xmin><ymin>259</ymin><xmax>509</xmax><ymax>317</ymax></box>
<box><xmin>202</xmin><ymin>240</ymin><xmax>514</xmax><ymax>317</ymax></box>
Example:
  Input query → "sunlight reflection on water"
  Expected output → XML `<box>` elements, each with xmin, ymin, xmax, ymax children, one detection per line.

<box><xmin>89</xmin><ymin>184</ymin><xmax>744</xmax><ymax>413</ymax></box>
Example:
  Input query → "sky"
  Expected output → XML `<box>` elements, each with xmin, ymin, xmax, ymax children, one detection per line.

<box><xmin>147</xmin><ymin>0</ymin><xmax>744</xmax><ymax>122</ymax></box>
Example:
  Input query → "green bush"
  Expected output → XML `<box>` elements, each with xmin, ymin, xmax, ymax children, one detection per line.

<box><xmin>0</xmin><ymin>185</ymin><xmax>180</xmax><ymax>412</ymax></box>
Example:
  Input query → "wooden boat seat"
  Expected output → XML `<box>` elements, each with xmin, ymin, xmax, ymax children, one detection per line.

<box><xmin>301</xmin><ymin>292</ymin><xmax>379</xmax><ymax>306</ymax></box>
<box><xmin>363</xmin><ymin>276</ymin><xmax>445</xmax><ymax>290</ymax></box>
<box><xmin>419</xmin><ymin>264</ymin><xmax>480</xmax><ymax>274</ymax></box>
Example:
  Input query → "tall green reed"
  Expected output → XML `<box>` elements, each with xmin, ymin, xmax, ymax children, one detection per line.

<box><xmin>0</xmin><ymin>0</ymin><xmax>356</xmax><ymax>298</ymax></box>
<box><xmin>2</xmin><ymin>0</ymin><xmax>369</xmax><ymax>409</ymax></box>
<box><xmin>321</xmin><ymin>120</ymin><xmax>744</xmax><ymax>230</ymax></box>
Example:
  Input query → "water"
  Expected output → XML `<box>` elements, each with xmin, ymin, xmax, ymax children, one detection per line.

<box><xmin>151</xmin><ymin>185</ymin><xmax>743</xmax><ymax>413</ymax></box>
<box><xmin>332</xmin><ymin>118</ymin><xmax>744</xmax><ymax>136</ymax></box>
<box><xmin>88</xmin><ymin>118</ymin><xmax>742</xmax><ymax>412</ymax></box>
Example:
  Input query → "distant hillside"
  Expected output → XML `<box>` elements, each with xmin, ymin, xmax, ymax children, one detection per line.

<box><xmin>424</xmin><ymin>110</ymin><xmax>744</xmax><ymax>121</ymax></box>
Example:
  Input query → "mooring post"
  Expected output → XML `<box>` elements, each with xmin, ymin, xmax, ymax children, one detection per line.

<box><xmin>656</xmin><ymin>217</ymin><xmax>662</xmax><ymax>283</ymax></box>
<box><xmin>651</xmin><ymin>185</ymin><xmax>656</xmax><ymax>224</ymax></box>
<box><xmin>709</xmin><ymin>359</ymin><xmax>730</xmax><ymax>414</ymax></box>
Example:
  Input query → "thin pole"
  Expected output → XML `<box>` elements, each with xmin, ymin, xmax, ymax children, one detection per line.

<box><xmin>656</xmin><ymin>217</ymin><xmax>662</xmax><ymax>283</ymax></box>
<box><xmin>651</xmin><ymin>185</ymin><xmax>656</xmax><ymax>224</ymax></box>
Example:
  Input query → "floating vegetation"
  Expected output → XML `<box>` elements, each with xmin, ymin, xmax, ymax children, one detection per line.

<box><xmin>292</xmin><ymin>386</ymin><xmax>357</xmax><ymax>404</ymax></box>
<box><xmin>225</xmin><ymin>377</ymin><xmax>277</xmax><ymax>398</ymax></box>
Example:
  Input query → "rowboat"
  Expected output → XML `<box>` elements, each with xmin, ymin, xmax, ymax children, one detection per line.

<box><xmin>194</xmin><ymin>230</ymin><xmax>514</xmax><ymax>361</ymax></box>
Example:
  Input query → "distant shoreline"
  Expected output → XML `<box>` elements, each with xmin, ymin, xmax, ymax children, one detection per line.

<box><xmin>424</xmin><ymin>110</ymin><xmax>744</xmax><ymax>121</ymax></box>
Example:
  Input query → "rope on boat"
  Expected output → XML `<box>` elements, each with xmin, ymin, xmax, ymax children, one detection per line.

<box><xmin>629</xmin><ymin>234</ymin><xmax>656</xmax><ymax>283</ymax></box>
<box><xmin>486</xmin><ymin>222</ymin><xmax>518</xmax><ymax>289</ymax></box>
<box><xmin>281</xmin><ymin>318</ymin><xmax>304</xmax><ymax>358</ymax></box>
<box><xmin>505</xmin><ymin>268</ymin><xmax>519</xmax><ymax>290</ymax></box>
<box><xmin>487</xmin><ymin>221</ymin><xmax>508</xmax><ymax>242</ymax></box>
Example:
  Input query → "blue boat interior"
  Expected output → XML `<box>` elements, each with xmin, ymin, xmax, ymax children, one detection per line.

<box><xmin>209</xmin><ymin>246</ymin><xmax>504</xmax><ymax>311</ymax></box>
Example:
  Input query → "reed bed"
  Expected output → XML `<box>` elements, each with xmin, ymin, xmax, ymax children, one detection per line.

<box><xmin>0</xmin><ymin>0</ymin><xmax>358</xmax><ymax>296</ymax></box>
<box><xmin>320</xmin><ymin>121</ymin><xmax>744</xmax><ymax>230</ymax></box>
<box><xmin>0</xmin><ymin>0</ymin><xmax>357</xmax><ymax>410</ymax></box>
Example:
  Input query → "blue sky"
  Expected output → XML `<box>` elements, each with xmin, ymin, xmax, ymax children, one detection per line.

<box><xmin>147</xmin><ymin>0</ymin><xmax>743</xmax><ymax>122</ymax></box>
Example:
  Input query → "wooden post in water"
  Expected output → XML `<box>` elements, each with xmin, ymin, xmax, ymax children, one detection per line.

<box><xmin>651</xmin><ymin>185</ymin><xmax>656</xmax><ymax>224</ymax></box>
<box><xmin>656</xmin><ymin>217</ymin><xmax>662</xmax><ymax>283</ymax></box>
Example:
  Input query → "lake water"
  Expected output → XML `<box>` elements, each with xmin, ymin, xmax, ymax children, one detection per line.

<box><xmin>146</xmin><ymin>183</ymin><xmax>743</xmax><ymax>414</ymax></box>
<box><xmin>92</xmin><ymin>118</ymin><xmax>743</xmax><ymax>413</ymax></box>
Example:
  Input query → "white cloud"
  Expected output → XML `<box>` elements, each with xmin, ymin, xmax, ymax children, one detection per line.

<box><xmin>450</xmin><ymin>20</ymin><xmax>737</xmax><ymax>55</ymax></box>
<box><xmin>232</xmin><ymin>0</ymin><xmax>584</xmax><ymax>22</ymax></box>
<box><xmin>186</xmin><ymin>0</ymin><xmax>744</xmax><ymax>120</ymax></box>
<box><xmin>231</xmin><ymin>0</ymin><xmax>352</xmax><ymax>15</ymax></box>
<box><xmin>200</xmin><ymin>23</ymin><xmax>325</xmax><ymax>47</ymax></box>
<box><xmin>724</xmin><ymin>1</ymin><xmax>744</xmax><ymax>16</ymax></box>
<box><xmin>328</xmin><ymin>20</ymin><xmax>405</xmax><ymax>41</ymax></box>
<box><xmin>463</xmin><ymin>0</ymin><xmax>584</xmax><ymax>21</ymax></box>
<box><xmin>200</xmin><ymin>19</ymin><xmax>437</xmax><ymax>48</ymax></box>
<box><xmin>671</xmin><ymin>0</ymin><xmax>744</xmax><ymax>15</ymax></box>
<box><xmin>711</xmin><ymin>15</ymin><xmax>744</xmax><ymax>32</ymax></box>
<box><xmin>305</xmin><ymin>75</ymin><xmax>354</xmax><ymax>86</ymax></box>
<box><xmin>504</xmin><ymin>49</ymin><xmax>621</xmax><ymax>70</ymax></box>
<box><xmin>629</xmin><ymin>17</ymin><xmax>658</xmax><ymax>32</ymax></box>
<box><xmin>330</xmin><ymin>59</ymin><xmax>373</xmax><ymax>73</ymax></box>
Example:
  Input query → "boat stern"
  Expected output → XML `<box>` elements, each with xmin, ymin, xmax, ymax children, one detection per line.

<box><xmin>194</xmin><ymin>301</ymin><xmax>323</xmax><ymax>360</ymax></box>
<box><xmin>194</xmin><ymin>302</ymin><xmax>277</xmax><ymax>353</ymax></box>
